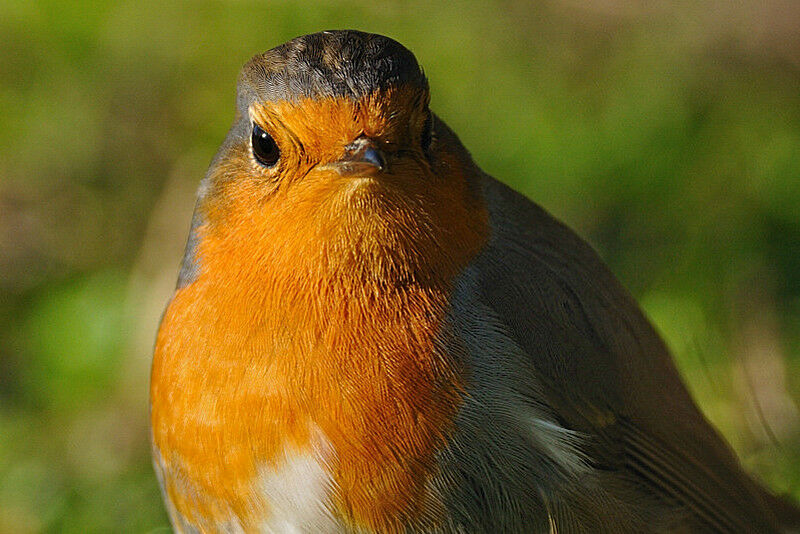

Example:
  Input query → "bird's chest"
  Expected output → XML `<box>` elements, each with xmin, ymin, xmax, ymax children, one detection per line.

<box><xmin>152</xmin><ymin>430</ymin><xmax>341</xmax><ymax>533</ymax></box>
<box><xmin>151</xmin><ymin>323</ymin><xmax>338</xmax><ymax>531</ymax></box>
<box><xmin>150</xmin><ymin>280</ymin><xmax>462</xmax><ymax>532</ymax></box>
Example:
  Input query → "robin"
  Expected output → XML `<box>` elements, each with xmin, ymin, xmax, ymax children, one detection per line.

<box><xmin>150</xmin><ymin>30</ymin><xmax>800</xmax><ymax>533</ymax></box>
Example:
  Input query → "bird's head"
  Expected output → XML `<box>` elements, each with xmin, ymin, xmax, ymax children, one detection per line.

<box><xmin>189</xmin><ymin>31</ymin><xmax>487</xmax><ymax>287</ymax></box>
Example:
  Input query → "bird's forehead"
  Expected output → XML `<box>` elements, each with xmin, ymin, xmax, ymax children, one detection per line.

<box><xmin>237</xmin><ymin>30</ymin><xmax>428</xmax><ymax>106</ymax></box>
<box><xmin>249</xmin><ymin>86</ymin><xmax>425</xmax><ymax>148</ymax></box>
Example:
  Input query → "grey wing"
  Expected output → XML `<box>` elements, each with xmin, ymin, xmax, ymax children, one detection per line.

<box><xmin>455</xmin><ymin>174</ymin><xmax>785</xmax><ymax>533</ymax></box>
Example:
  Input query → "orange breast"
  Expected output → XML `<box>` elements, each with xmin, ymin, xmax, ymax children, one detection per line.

<box><xmin>150</xmin><ymin>95</ymin><xmax>488</xmax><ymax>532</ymax></box>
<box><xmin>151</xmin><ymin>92</ymin><xmax>487</xmax><ymax>532</ymax></box>
<box><xmin>152</xmin><ymin>269</ymin><xmax>462</xmax><ymax>531</ymax></box>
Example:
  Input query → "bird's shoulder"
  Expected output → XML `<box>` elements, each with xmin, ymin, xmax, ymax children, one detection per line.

<box><xmin>448</xmin><ymin>172</ymin><xmax>784</xmax><ymax>532</ymax></box>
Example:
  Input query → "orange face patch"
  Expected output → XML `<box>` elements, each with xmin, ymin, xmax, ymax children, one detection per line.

<box><xmin>150</xmin><ymin>88</ymin><xmax>488</xmax><ymax>532</ymax></box>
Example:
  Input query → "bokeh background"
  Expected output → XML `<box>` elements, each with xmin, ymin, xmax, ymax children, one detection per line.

<box><xmin>2</xmin><ymin>0</ymin><xmax>799</xmax><ymax>531</ymax></box>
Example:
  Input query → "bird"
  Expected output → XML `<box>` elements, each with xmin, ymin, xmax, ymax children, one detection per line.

<box><xmin>150</xmin><ymin>30</ymin><xmax>800</xmax><ymax>533</ymax></box>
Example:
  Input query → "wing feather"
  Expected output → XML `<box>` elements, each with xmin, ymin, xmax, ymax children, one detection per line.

<box><xmin>473</xmin><ymin>174</ymin><xmax>786</xmax><ymax>532</ymax></box>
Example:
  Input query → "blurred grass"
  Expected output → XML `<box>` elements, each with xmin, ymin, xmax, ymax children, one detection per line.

<box><xmin>1</xmin><ymin>0</ymin><xmax>799</xmax><ymax>531</ymax></box>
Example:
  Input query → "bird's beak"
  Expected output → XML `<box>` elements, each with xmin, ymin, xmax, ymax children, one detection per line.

<box><xmin>323</xmin><ymin>137</ymin><xmax>387</xmax><ymax>177</ymax></box>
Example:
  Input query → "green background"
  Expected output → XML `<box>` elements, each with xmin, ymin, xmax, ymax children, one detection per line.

<box><xmin>1</xmin><ymin>1</ymin><xmax>799</xmax><ymax>531</ymax></box>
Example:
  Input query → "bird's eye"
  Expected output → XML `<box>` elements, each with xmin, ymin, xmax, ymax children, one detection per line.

<box><xmin>421</xmin><ymin>112</ymin><xmax>434</xmax><ymax>153</ymax></box>
<box><xmin>251</xmin><ymin>123</ymin><xmax>280</xmax><ymax>167</ymax></box>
